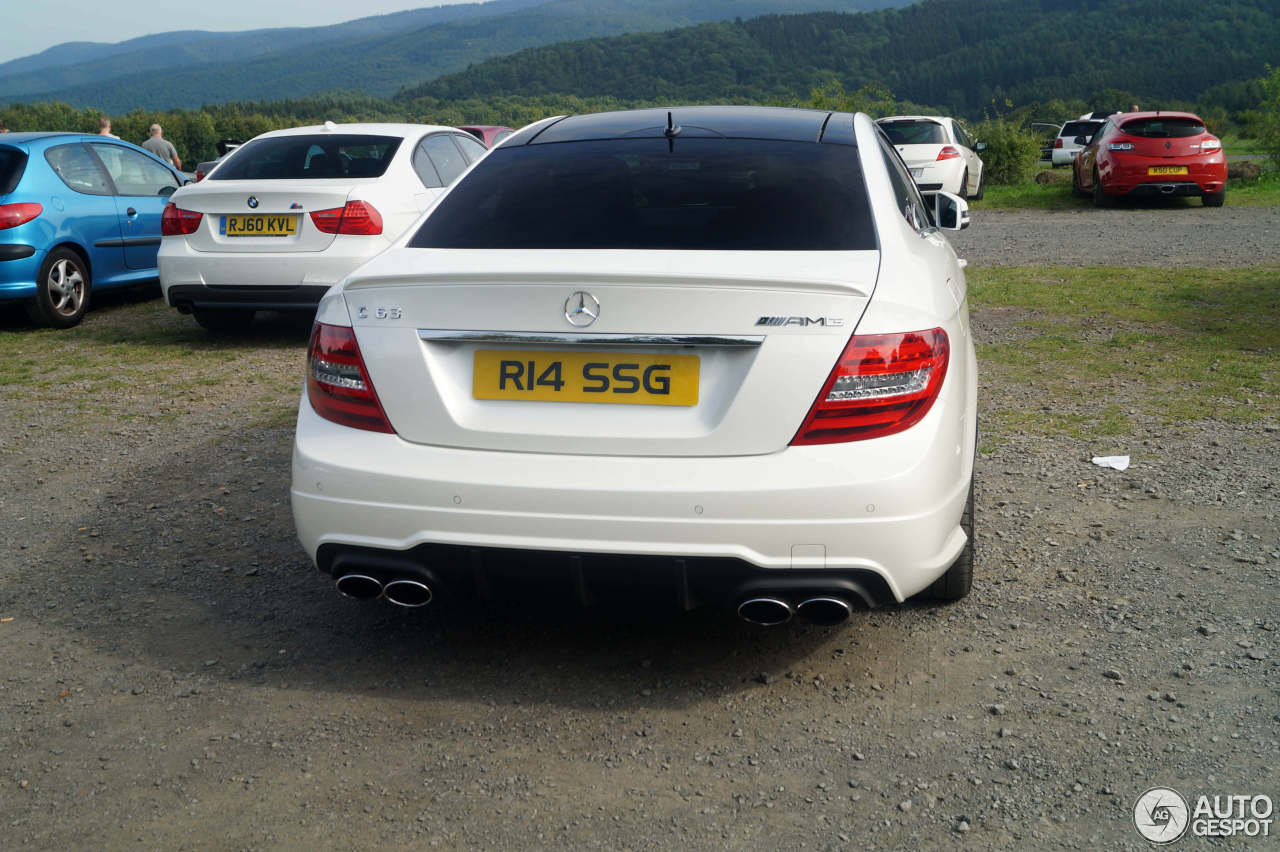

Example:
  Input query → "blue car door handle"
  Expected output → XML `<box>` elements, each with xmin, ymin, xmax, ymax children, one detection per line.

<box><xmin>126</xmin><ymin>207</ymin><xmax>138</xmax><ymax>217</ymax></box>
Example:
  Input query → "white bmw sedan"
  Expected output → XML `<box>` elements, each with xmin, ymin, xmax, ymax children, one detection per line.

<box><xmin>159</xmin><ymin>122</ymin><xmax>488</xmax><ymax>332</ymax></box>
<box><xmin>291</xmin><ymin>106</ymin><xmax>977</xmax><ymax>626</ymax></box>
<box><xmin>877</xmin><ymin>115</ymin><xmax>986</xmax><ymax>200</ymax></box>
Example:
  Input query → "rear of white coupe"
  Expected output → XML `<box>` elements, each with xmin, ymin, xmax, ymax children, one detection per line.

<box><xmin>290</xmin><ymin>107</ymin><xmax>977</xmax><ymax>625</ymax></box>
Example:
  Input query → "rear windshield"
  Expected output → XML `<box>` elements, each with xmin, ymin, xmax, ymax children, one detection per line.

<box><xmin>1060</xmin><ymin>121</ymin><xmax>1101</xmax><ymax>139</ymax></box>
<box><xmin>409</xmin><ymin>138</ymin><xmax>876</xmax><ymax>251</ymax></box>
<box><xmin>209</xmin><ymin>134</ymin><xmax>401</xmax><ymax>180</ymax></box>
<box><xmin>1120</xmin><ymin>118</ymin><xmax>1205</xmax><ymax>138</ymax></box>
<box><xmin>0</xmin><ymin>147</ymin><xmax>27</xmax><ymax>194</ymax></box>
<box><xmin>878</xmin><ymin>120</ymin><xmax>947</xmax><ymax>145</ymax></box>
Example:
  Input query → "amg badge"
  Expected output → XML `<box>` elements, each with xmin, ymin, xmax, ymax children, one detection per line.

<box><xmin>755</xmin><ymin>316</ymin><xmax>845</xmax><ymax>327</ymax></box>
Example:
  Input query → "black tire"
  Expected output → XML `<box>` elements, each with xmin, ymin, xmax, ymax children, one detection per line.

<box><xmin>959</xmin><ymin>169</ymin><xmax>970</xmax><ymax>200</ymax></box>
<box><xmin>1092</xmin><ymin>169</ymin><xmax>1115</xmax><ymax>208</ymax></box>
<box><xmin>924</xmin><ymin>477</ymin><xmax>974</xmax><ymax>601</ymax></box>
<box><xmin>192</xmin><ymin>307</ymin><xmax>255</xmax><ymax>334</ymax></box>
<box><xmin>26</xmin><ymin>247</ymin><xmax>90</xmax><ymax>328</ymax></box>
<box><xmin>972</xmin><ymin>169</ymin><xmax>984</xmax><ymax>201</ymax></box>
<box><xmin>1202</xmin><ymin>190</ymin><xmax>1225</xmax><ymax>208</ymax></box>
<box><xmin>1071</xmin><ymin>166</ymin><xmax>1089</xmax><ymax>199</ymax></box>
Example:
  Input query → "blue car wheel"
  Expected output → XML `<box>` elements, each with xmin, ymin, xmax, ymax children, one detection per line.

<box><xmin>28</xmin><ymin>247</ymin><xmax>90</xmax><ymax>328</ymax></box>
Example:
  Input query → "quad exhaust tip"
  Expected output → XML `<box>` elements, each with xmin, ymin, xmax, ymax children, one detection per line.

<box><xmin>335</xmin><ymin>573</ymin><xmax>383</xmax><ymax>600</ymax></box>
<box><xmin>383</xmin><ymin>579</ymin><xmax>433</xmax><ymax>608</ymax></box>
<box><xmin>737</xmin><ymin>597</ymin><xmax>793</xmax><ymax>627</ymax></box>
<box><xmin>796</xmin><ymin>596</ymin><xmax>853</xmax><ymax>626</ymax></box>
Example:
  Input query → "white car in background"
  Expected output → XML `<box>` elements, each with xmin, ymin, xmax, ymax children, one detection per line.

<box><xmin>1051</xmin><ymin>118</ymin><xmax>1105</xmax><ymax>166</ymax></box>
<box><xmin>877</xmin><ymin>115</ymin><xmax>986</xmax><ymax>200</ymax></box>
<box><xmin>290</xmin><ymin>106</ymin><xmax>977</xmax><ymax>626</ymax></box>
<box><xmin>159</xmin><ymin>122</ymin><xmax>489</xmax><ymax>332</ymax></box>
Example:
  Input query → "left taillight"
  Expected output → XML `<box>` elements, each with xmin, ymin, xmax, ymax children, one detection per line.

<box><xmin>791</xmin><ymin>329</ymin><xmax>949</xmax><ymax>445</ymax></box>
<box><xmin>161</xmin><ymin>202</ymin><xmax>202</xmax><ymax>236</ymax></box>
<box><xmin>306</xmin><ymin>322</ymin><xmax>394</xmax><ymax>434</ymax></box>
<box><xmin>936</xmin><ymin>146</ymin><xmax>961</xmax><ymax>161</ymax></box>
<box><xmin>0</xmin><ymin>202</ymin><xmax>42</xmax><ymax>230</ymax></box>
<box><xmin>309</xmin><ymin>200</ymin><xmax>383</xmax><ymax>236</ymax></box>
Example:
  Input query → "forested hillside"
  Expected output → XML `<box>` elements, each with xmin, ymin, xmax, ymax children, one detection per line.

<box><xmin>405</xmin><ymin>0</ymin><xmax>1280</xmax><ymax>114</ymax></box>
<box><xmin>5</xmin><ymin>0</ymin><xmax>910</xmax><ymax>112</ymax></box>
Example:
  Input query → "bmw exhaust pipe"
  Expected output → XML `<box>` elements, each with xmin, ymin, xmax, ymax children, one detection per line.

<box><xmin>382</xmin><ymin>579</ymin><xmax>433</xmax><ymax>608</ymax></box>
<box><xmin>737</xmin><ymin>597</ymin><xmax>793</xmax><ymax>627</ymax></box>
<box><xmin>335</xmin><ymin>573</ymin><xmax>383</xmax><ymax>601</ymax></box>
<box><xmin>796</xmin><ymin>596</ymin><xmax>852</xmax><ymax>626</ymax></box>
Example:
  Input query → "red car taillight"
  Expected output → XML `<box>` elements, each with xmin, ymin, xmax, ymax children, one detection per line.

<box><xmin>936</xmin><ymin>146</ymin><xmax>961</xmax><ymax>161</ymax></box>
<box><xmin>309</xmin><ymin>200</ymin><xmax>383</xmax><ymax>236</ymax></box>
<box><xmin>791</xmin><ymin>329</ymin><xmax>949</xmax><ymax>445</ymax></box>
<box><xmin>306</xmin><ymin>322</ymin><xmax>394</xmax><ymax>433</ymax></box>
<box><xmin>0</xmin><ymin>202</ymin><xmax>42</xmax><ymax>230</ymax></box>
<box><xmin>1054</xmin><ymin>138</ymin><xmax>1064</xmax><ymax>149</ymax></box>
<box><xmin>195</xmin><ymin>170</ymin><xmax>206</xmax><ymax>181</ymax></box>
<box><xmin>161</xmin><ymin>202</ymin><xmax>202</xmax><ymax>236</ymax></box>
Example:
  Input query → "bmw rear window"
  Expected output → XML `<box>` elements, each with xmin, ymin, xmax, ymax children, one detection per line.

<box><xmin>878</xmin><ymin>120</ymin><xmax>947</xmax><ymax>145</ymax></box>
<box><xmin>1120</xmin><ymin>118</ymin><xmax>1205</xmax><ymax>138</ymax></box>
<box><xmin>409</xmin><ymin>138</ymin><xmax>876</xmax><ymax>251</ymax></box>
<box><xmin>0</xmin><ymin>147</ymin><xmax>29</xmax><ymax>194</ymax></box>
<box><xmin>209</xmin><ymin>134</ymin><xmax>401</xmax><ymax>180</ymax></box>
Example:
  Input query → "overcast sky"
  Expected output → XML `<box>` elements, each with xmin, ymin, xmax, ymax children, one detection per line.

<box><xmin>0</xmin><ymin>0</ymin><xmax>465</xmax><ymax>64</ymax></box>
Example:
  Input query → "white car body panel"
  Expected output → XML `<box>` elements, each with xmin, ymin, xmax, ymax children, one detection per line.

<box><xmin>877</xmin><ymin>115</ymin><xmax>983</xmax><ymax>197</ymax></box>
<box><xmin>291</xmin><ymin>110</ymin><xmax>977</xmax><ymax>607</ymax></box>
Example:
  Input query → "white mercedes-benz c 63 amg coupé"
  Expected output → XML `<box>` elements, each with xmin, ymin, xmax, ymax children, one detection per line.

<box><xmin>290</xmin><ymin>106</ymin><xmax>976</xmax><ymax>626</ymax></box>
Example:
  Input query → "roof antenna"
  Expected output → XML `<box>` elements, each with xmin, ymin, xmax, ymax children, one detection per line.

<box><xmin>664</xmin><ymin>111</ymin><xmax>682</xmax><ymax>152</ymax></box>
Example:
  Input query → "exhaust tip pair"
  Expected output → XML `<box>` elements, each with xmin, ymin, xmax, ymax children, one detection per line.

<box><xmin>737</xmin><ymin>595</ymin><xmax>852</xmax><ymax>627</ymax></box>
<box><xmin>335</xmin><ymin>573</ymin><xmax>433</xmax><ymax>608</ymax></box>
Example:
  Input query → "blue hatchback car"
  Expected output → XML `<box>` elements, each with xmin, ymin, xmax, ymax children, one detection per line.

<box><xmin>0</xmin><ymin>132</ymin><xmax>188</xmax><ymax>327</ymax></box>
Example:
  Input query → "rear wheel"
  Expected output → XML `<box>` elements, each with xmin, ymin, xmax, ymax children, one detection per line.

<box><xmin>26</xmin><ymin>247</ymin><xmax>90</xmax><ymax>328</ymax></box>
<box><xmin>959</xmin><ymin>169</ymin><xmax>970</xmax><ymax>199</ymax></box>
<box><xmin>192</xmin><ymin>307</ymin><xmax>254</xmax><ymax>334</ymax></box>
<box><xmin>1092</xmin><ymin>168</ymin><xmax>1115</xmax><ymax>208</ymax></box>
<box><xmin>972</xmin><ymin>169</ymin><xmax>984</xmax><ymax>201</ymax></box>
<box><xmin>924</xmin><ymin>476</ymin><xmax>974</xmax><ymax>601</ymax></box>
<box><xmin>1202</xmin><ymin>190</ymin><xmax>1225</xmax><ymax>207</ymax></box>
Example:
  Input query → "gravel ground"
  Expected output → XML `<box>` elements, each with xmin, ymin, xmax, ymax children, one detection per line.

<box><xmin>1</xmin><ymin>212</ymin><xmax>1277</xmax><ymax>848</ymax></box>
<box><xmin>950</xmin><ymin>204</ymin><xmax>1280</xmax><ymax>267</ymax></box>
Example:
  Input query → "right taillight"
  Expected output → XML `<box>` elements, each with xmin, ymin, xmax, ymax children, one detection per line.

<box><xmin>791</xmin><ymin>328</ymin><xmax>949</xmax><ymax>445</ymax></box>
<box><xmin>936</xmin><ymin>146</ymin><xmax>961</xmax><ymax>161</ymax></box>
<box><xmin>0</xmin><ymin>202</ymin><xmax>42</xmax><ymax>230</ymax></box>
<box><xmin>306</xmin><ymin>322</ymin><xmax>394</xmax><ymax>434</ymax></box>
<box><xmin>309</xmin><ymin>200</ymin><xmax>383</xmax><ymax>236</ymax></box>
<box><xmin>161</xmin><ymin>202</ymin><xmax>202</xmax><ymax>236</ymax></box>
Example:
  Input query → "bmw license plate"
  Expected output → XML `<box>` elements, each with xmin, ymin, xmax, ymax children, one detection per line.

<box><xmin>473</xmin><ymin>350</ymin><xmax>699</xmax><ymax>406</ymax></box>
<box><xmin>1147</xmin><ymin>166</ymin><xmax>1189</xmax><ymax>176</ymax></box>
<box><xmin>221</xmin><ymin>214</ymin><xmax>298</xmax><ymax>237</ymax></box>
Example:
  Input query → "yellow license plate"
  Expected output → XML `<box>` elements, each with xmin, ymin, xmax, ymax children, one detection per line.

<box><xmin>1148</xmin><ymin>166</ymin><xmax>1189</xmax><ymax>176</ymax></box>
<box><xmin>473</xmin><ymin>350</ymin><xmax>699</xmax><ymax>406</ymax></box>
<box><xmin>221</xmin><ymin>214</ymin><xmax>298</xmax><ymax>237</ymax></box>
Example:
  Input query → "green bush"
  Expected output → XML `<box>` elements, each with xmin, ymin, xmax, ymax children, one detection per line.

<box><xmin>970</xmin><ymin>116</ymin><xmax>1043</xmax><ymax>185</ymax></box>
<box><xmin>1257</xmin><ymin>65</ymin><xmax>1280</xmax><ymax>172</ymax></box>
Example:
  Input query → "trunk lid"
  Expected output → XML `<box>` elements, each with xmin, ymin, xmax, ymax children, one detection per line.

<box><xmin>893</xmin><ymin>144</ymin><xmax>945</xmax><ymax>170</ymax></box>
<box><xmin>344</xmin><ymin>249</ymin><xmax>879</xmax><ymax>457</ymax></box>
<box><xmin>172</xmin><ymin>181</ymin><xmax>364</xmax><ymax>253</ymax></box>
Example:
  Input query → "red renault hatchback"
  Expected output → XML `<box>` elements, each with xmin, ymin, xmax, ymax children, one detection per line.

<box><xmin>1073</xmin><ymin>111</ymin><xmax>1226</xmax><ymax>207</ymax></box>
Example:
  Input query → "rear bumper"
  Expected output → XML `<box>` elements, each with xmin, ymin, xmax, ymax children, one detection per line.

<box><xmin>0</xmin><ymin>244</ymin><xmax>43</xmax><ymax>301</ymax></box>
<box><xmin>908</xmin><ymin>159</ymin><xmax>965</xmax><ymax>196</ymax></box>
<box><xmin>158</xmin><ymin>236</ymin><xmax>386</xmax><ymax>308</ymax></box>
<box><xmin>290</xmin><ymin>380</ymin><xmax>976</xmax><ymax>605</ymax></box>
<box><xmin>1050</xmin><ymin>147</ymin><xmax>1080</xmax><ymax>166</ymax></box>
<box><xmin>1101</xmin><ymin>155</ymin><xmax>1226</xmax><ymax>196</ymax></box>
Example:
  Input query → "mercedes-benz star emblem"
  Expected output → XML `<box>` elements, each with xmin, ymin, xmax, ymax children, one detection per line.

<box><xmin>564</xmin><ymin>291</ymin><xmax>600</xmax><ymax>328</ymax></box>
<box><xmin>247</xmin><ymin>196</ymin><xmax>259</xmax><ymax>209</ymax></box>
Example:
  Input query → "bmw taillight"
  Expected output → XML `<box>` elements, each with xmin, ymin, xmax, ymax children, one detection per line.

<box><xmin>791</xmin><ymin>329</ymin><xmax>949</xmax><ymax>445</ymax></box>
<box><xmin>936</xmin><ymin>146</ymin><xmax>961</xmax><ymax>161</ymax></box>
<box><xmin>309</xmin><ymin>200</ymin><xmax>383</xmax><ymax>236</ymax></box>
<box><xmin>306</xmin><ymin>322</ymin><xmax>394</xmax><ymax>433</ymax></box>
<box><xmin>0</xmin><ymin>202</ymin><xmax>42</xmax><ymax>230</ymax></box>
<box><xmin>161</xmin><ymin>202</ymin><xmax>202</xmax><ymax>235</ymax></box>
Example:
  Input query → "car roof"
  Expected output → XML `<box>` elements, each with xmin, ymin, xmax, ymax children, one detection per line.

<box><xmin>523</xmin><ymin>106</ymin><xmax>847</xmax><ymax>145</ymax></box>
<box><xmin>0</xmin><ymin>131</ymin><xmax>99</xmax><ymax>146</ymax></box>
<box><xmin>877</xmin><ymin>115</ymin><xmax>950</xmax><ymax>124</ymax></box>
<box><xmin>255</xmin><ymin>122</ymin><xmax>461</xmax><ymax>140</ymax></box>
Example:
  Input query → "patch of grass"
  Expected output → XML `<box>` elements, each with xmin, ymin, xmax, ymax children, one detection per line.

<box><xmin>973</xmin><ymin>168</ymin><xmax>1280</xmax><ymax>210</ymax></box>
<box><xmin>972</xmin><ymin>266</ymin><xmax>1280</xmax><ymax>438</ymax></box>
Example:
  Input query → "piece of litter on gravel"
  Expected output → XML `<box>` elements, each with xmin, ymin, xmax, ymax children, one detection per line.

<box><xmin>1091</xmin><ymin>455</ymin><xmax>1130</xmax><ymax>471</ymax></box>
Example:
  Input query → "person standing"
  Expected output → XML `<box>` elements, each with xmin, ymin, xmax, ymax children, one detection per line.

<box><xmin>98</xmin><ymin>116</ymin><xmax>119</xmax><ymax>138</ymax></box>
<box><xmin>141</xmin><ymin>123</ymin><xmax>181</xmax><ymax>169</ymax></box>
